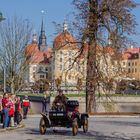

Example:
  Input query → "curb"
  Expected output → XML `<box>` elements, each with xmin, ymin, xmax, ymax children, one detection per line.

<box><xmin>89</xmin><ymin>115</ymin><xmax>140</xmax><ymax>118</ymax></box>
<box><xmin>88</xmin><ymin>112</ymin><xmax>140</xmax><ymax>118</ymax></box>
<box><xmin>89</xmin><ymin>112</ymin><xmax>140</xmax><ymax>115</ymax></box>
<box><xmin>0</xmin><ymin>124</ymin><xmax>25</xmax><ymax>133</ymax></box>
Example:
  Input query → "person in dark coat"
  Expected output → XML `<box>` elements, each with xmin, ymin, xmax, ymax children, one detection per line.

<box><xmin>2</xmin><ymin>93</ymin><xmax>9</xmax><ymax>128</ymax></box>
<box><xmin>42</xmin><ymin>95</ymin><xmax>48</xmax><ymax>112</ymax></box>
<box><xmin>52</xmin><ymin>89</ymin><xmax>67</xmax><ymax>111</ymax></box>
<box><xmin>14</xmin><ymin>97</ymin><xmax>21</xmax><ymax>125</ymax></box>
<box><xmin>0</xmin><ymin>95</ymin><xmax>3</xmax><ymax>124</ymax></box>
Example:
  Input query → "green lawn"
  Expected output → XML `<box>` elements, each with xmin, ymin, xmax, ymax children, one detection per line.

<box><xmin>16</xmin><ymin>92</ymin><xmax>86</xmax><ymax>97</ymax></box>
<box><xmin>16</xmin><ymin>92</ymin><xmax>140</xmax><ymax>97</ymax></box>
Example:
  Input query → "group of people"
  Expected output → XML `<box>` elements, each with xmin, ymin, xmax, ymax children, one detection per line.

<box><xmin>0</xmin><ymin>93</ymin><xmax>30</xmax><ymax>129</ymax></box>
<box><xmin>0</xmin><ymin>89</ymin><xmax>76</xmax><ymax>129</ymax></box>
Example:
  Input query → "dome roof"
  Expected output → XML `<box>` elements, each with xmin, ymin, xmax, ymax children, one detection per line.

<box><xmin>25</xmin><ymin>43</ymin><xmax>39</xmax><ymax>57</ymax></box>
<box><xmin>53</xmin><ymin>31</ymin><xmax>77</xmax><ymax>50</ymax></box>
<box><xmin>25</xmin><ymin>41</ymin><xmax>52</xmax><ymax>64</ymax></box>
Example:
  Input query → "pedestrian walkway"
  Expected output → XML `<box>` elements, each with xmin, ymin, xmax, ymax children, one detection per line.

<box><xmin>0</xmin><ymin>123</ymin><xmax>24</xmax><ymax>132</ymax></box>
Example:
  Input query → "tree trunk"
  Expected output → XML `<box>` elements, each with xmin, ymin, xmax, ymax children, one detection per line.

<box><xmin>73</xmin><ymin>0</ymin><xmax>137</xmax><ymax>113</ymax></box>
<box><xmin>11</xmin><ymin>78</ymin><xmax>15</xmax><ymax>94</ymax></box>
<box><xmin>86</xmin><ymin>41</ymin><xmax>97</xmax><ymax>113</ymax></box>
<box><xmin>86</xmin><ymin>0</ymin><xmax>98</xmax><ymax>113</ymax></box>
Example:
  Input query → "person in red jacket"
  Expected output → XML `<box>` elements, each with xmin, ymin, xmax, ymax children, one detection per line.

<box><xmin>21</xmin><ymin>95</ymin><xmax>30</xmax><ymax>119</ymax></box>
<box><xmin>8</xmin><ymin>95</ymin><xmax>15</xmax><ymax>127</ymax></box>
<box><xmin>14</xmin><ymin>96</ymin><xmax>21</xmax><ymax>125</ymax></box>
<box><xmin>2</xmin><ymin>93</ymin><xmax>9</xmax><ymax>128</ymax></box>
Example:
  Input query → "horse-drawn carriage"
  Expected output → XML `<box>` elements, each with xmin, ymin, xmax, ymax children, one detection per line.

<box><xmin>39</xmin><ymin>100</ymin><xmax>88</xmax><ymax>136</ymax></box>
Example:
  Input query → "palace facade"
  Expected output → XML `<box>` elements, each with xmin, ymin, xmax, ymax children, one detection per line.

<box><xmin>25</xmin><ymin>20</ymin><xmax>87</xmax><ymax>91</ymax></box>
<box><xmin>24</xmin><ymin>19</ymin><xmax>140</xmax><ymax>92</ymax></box>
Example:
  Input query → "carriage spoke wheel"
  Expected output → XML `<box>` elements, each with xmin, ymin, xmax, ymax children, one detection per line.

<box><xmin>39</xmin><ymin>117</ymin><xmax>46</xmax><ymax>135</ymax></box>
<box><xmin>72</xmin><ymin>118</ymin><xmax>78</xmax><ymax>136</ymax></box>
<box><xmin>83</xmin><ymin>117</ymin><xmax>88</xmax><ymax>133</ymax></box>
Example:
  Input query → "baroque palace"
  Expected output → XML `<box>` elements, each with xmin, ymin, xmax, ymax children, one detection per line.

<box><xmin>24</xmin><ymin>19</ymin><xmax>140</xmax><ymax>92</ymax></box>
<box><xmin>24</xmin><ymin>20</ymin><xmax>87</xmax><ymax>91</ymax></box>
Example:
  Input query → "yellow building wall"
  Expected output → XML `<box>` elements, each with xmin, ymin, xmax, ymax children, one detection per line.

<box><xmin>122</xmin><ymin>58</ymin><xmax>140</xmax><ymax>80</ymax></box>
<box><xmin>53</xmin><ymin>48</ymin><xmax>87</xmax><ymax>86</ymax></box>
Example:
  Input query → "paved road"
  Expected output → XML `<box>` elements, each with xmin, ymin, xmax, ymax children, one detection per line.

<box><xmin>0</xmin><ymin>115</ymin><xmax>140</xmax><ymax>140</ymax></box>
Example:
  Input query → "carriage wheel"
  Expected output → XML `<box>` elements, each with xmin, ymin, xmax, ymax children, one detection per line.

<box><xmin>39</xmin><ymin>117</ymin><xmax>46</xmax><ymax>135</ymax></box>
<box><xmin>72</xmin><ymin>118</ymin><xmax>78</xmax><ymax>136</ymax></box>
<box><xmin>83</xmin><ymin>117</ymin><xmax>88</xmax><ymax>133</ymax></box>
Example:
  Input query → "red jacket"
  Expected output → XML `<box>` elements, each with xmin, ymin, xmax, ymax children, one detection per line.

<box><xmin>72</xmin><ymin>106</ymin><xmax>79</xmax><ymax>119</ymax></box>
<box><xmin>22</xmin><ymin>99</ymin><xmax>30</xmax><ymax>107</ymax></box>
<box><xmin>2</xmin><ymin>97</ymin><xmax>9</xmax><ymax>108</ymax></box>
<box><xmin>8</xmin><ymin>100</ymin><xmax>15</xmax><ymax>117</ymax></box>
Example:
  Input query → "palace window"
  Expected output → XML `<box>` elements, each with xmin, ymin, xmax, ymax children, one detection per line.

<box><xmin>68</xmin><ymin>74</ymin><xmax>71</xmax><ymax>80</ymax></box>
<box><xmin>69</xmin><ymin>58</ymin><xmax>71</xmax><ymax>63</ymax></box>
<box><xmin>45</xmin><ymin>68</ymin><xmax>48</xmax><ymax>72</ymax></box>
<box><xmin>60</xmin><ymin>51</ymin><xmax>63</xmax><ymax>55</ymax></box>
<box><xmin>33</xmin><ymin>72</ymin><xmax>35</xmax><ymax>79</ymax></box>
<box><xmin>60</xmin><ymin>64</ymin><xmax>62</xmax><ymax>70</ymax></box>
<box><xmin>60</xmin><ymin>57</ymin><xmax>62</xmax><ymax>62</ymax></box>
<box><xmin>40</xmin><ymin>75</ymin><xmax>44</xmax><ymax>79</ymax></box>
<box><xmin>39</xmin><ymin>66</ymin><xmax>43</xmax><ymax>71</ymax></box>
<box><xmin>69</xmin><ymin>51</ymin><xmax>72</xmax><ymax>56</ymax></box>
<box><xmin>46</xmin><ymin>73</ymin><xmax>48</xmax><ymax>79</ymax></box>
<box><xmin>32</xmin><ymin>66</ymin><xmax>36</xmax><ymax>71</ymax></box>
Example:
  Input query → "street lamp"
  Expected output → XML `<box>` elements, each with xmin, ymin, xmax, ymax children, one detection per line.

<box><xmin>0</xmin><ymin>12</ymin><xmax>6</xmax><ymax>92</ymax></box>
<box><xmin>0</xmin><ymin>12</ymin><xmax>6</xmax><ymax>22</ymax></box>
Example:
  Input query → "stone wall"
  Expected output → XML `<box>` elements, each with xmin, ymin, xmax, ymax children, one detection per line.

<box><xmin>29</xmin><ymin>96</ymin><xmax>140</xmax><ymax>113</ymax></box>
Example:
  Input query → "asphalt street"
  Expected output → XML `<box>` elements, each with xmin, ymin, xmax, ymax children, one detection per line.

<box><xmin>0</xmin><ymin>115</ymin><xmax>140</xmax><ymax>140</ymax></box>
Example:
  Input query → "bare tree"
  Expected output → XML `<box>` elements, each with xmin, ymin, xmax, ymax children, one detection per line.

<box><xmin>0</xmin><ymin>16</ymin><xmax>32</xmax><ymax>94</ymax></box>
<box><xmin>31</xmin><ymin>79</ymin><xmax>50</xmax><ymax>93</ymax></box>
<box><xmin>55</xmin><ymin>77</ymin><xmax>62</xmax><ymax>90</ymax></box>
<box><xmin>73</xmin><ymin>0</ymin><xmax>138</xmax><ymax>113</ymax></box>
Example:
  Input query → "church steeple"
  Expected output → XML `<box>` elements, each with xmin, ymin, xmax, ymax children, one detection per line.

<box><xmin>41</xmin><ymin>19</ymin><xmax>44</xmax><ymax>32</ymax></box>
<box><xmin>38</xmin><ymin>18</ymin><xmax>47</xmax><ymax>51</ymax></box>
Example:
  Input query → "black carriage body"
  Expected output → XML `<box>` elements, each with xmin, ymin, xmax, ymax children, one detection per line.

<box><xmin>49</xmin><ymin>111</ymin><xmax>71</xmax><ymax>127</ymax></box>
<box><xmin>40</xmin><ymin>100</ymin><xmax>88</xmax><ymax>128</ymax></box>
